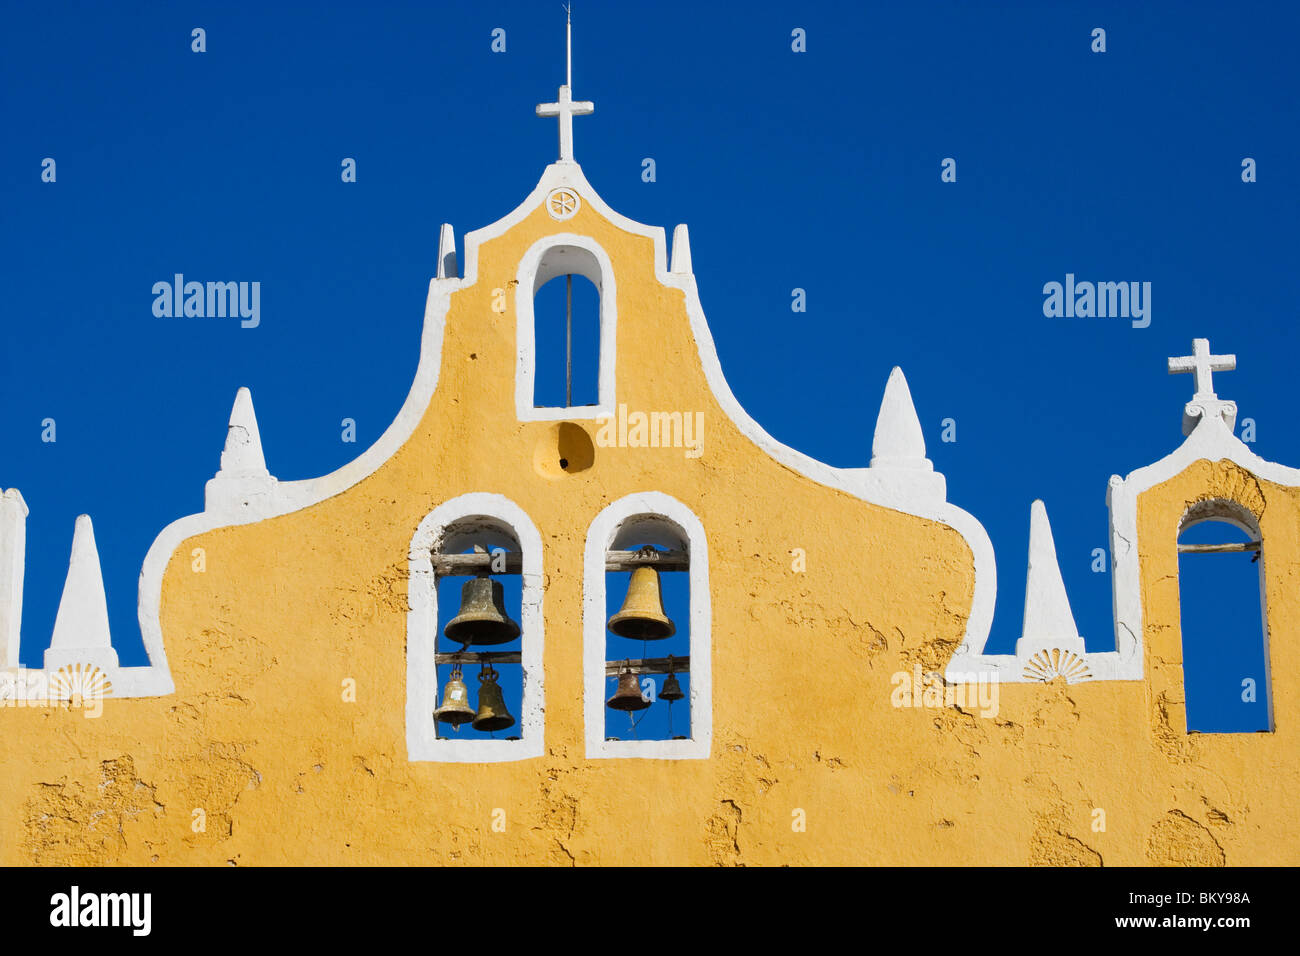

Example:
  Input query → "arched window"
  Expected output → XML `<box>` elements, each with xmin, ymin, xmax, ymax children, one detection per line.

<box><xmin>584</xmin><ymin>493</ymin><xmax>710</xmax><ymax>759</ymax></box>
<box><xmin>406</xmin><ymin>494</ymin><xmax>544</xmax><ymax>762</ymax></box>
<box><xmin>515</xmin><ymin>235</ymin><xmax>617</xmax><ymax>421</ymax></box>
<box><xmin>1176</xmin><ymin>501</ymin><xmax>1272</xmax><ymax>733</ymax></box>
<box><xmin>533</xmin><ymin>273</ymin><xmax>599</xmax><ymax>408</ymax></box>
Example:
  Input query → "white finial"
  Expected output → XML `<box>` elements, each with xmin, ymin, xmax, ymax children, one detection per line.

<box><xmin>670</xmin><ymin>224</ymin><xmax>693</xmax><ymax>274</ymax></box>
<box><xmin>537</xmin><ymin>7</ymin><xmax>594</xmax><ymax>162</ymax></box>
<box><xmin>437</xmin><ymin>223</ymin><xmax>457</xmax><ymax>279</ymax></box>
<box><xmin>218</xmin><ymin>387</ymin><xmax>270</xmax><ymax>478</ymax></box>
<box><xmin>1168</xmin><ymin>338</ymin><xmax>1237</xmax><ymax>435</ymax></box>
<box><xmin>45</xmin><ymin>514</ymin><xmax>119</xmax><ymax>670</ymax></box>
<box><xmin>870</xmin><ymin>368</ymin><xmax>931</xmax><ymax>470</ymax></box>
<box><xmin>205</xmin><ymin>388</ymin><xmax>278</xmax><ymax>516</ymax></box>
<box><xmin>1016</xmin><ymin>500</ymin><xmax>1085</xmax><ymax>656</ymax></box>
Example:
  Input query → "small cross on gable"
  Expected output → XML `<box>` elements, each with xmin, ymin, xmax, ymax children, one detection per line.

<box><xmin>1168</xmin><ymin>338</ymin><xmax>1239</xmax><ymax>436</ymax></box>
<box><xmin>537</xmin><ymin>86</ymin><xmax>594</xmax><ymax>163</ymax></box>
<box><xmin>1169</xmin><ymin>338</ymin><xmax>1236</xmax><ymax>399</ymax></box>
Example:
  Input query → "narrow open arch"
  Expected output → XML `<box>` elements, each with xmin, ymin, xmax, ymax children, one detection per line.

<box><xmin>584</xmin><ymin>492</ymin><xmax>711</xmax><ymax>759</ymax></box>
<box><xmin>533</xmin><ymin>272</ymin><xmax>600</xmax><ymax>408</ymax></box>
<box><xmin>515</xmin><ymin>234</ymin><xmax>617</xmax><ymax>421</ymax></box>
<box><xmin>1176</xmin><ymin>499</ymin><xmax>1272</xmax><ymax>733</ymax></box>
<box><xmin>406</xmin><ymin>493</ymin><xmax>545</xmax><ymax>762</ymax></box>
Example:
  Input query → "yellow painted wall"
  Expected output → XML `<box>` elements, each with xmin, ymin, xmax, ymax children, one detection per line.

<box><xmin>2</xmin><ymin>184</ymin><xmax>1295</xmax><ymax>866</ymax></box>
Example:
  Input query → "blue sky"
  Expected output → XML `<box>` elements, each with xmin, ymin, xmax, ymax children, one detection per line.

<box><xmin>3</xmin><ymin>1</ymin><xmax>1294</xmax><ymax>732</ymax></box>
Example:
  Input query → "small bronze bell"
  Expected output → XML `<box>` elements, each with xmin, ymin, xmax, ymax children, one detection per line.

<box><xmin>445</xmin><ymin>574</ymin><xmax>521</xmax><ymax>646</ymax></box>
<box><xmin>607</xmin><ymin>565</ymin><xmax>675</xmax><ymax>641</ymax></box>
<box><xmin>660</xmin><ymin>672</ymin><xmax>685</xmax><ymax>702</ymax></box>
<box><xmin>471</xmin><ymin>665</ymin><xmax>515</xmax><ymax>732</ymax></box>
<box><xmin>433</xmin><ymin>665</ymin><xmax>475</xmax><ymax>729</ymax></box>
<box><xmin>606</xmin><ymin>665</ymin><xmax>651</xmax><ymax>712</ymax></box>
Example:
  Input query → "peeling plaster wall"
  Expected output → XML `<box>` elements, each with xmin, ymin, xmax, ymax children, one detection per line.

<box><xmin>2</xmin><ymin>198</ymin><xmax>1297</xmax><ymax>867</ymax></box>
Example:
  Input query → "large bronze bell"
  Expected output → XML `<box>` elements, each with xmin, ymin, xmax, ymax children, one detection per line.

<box><xmin>607</xmin><ymin>565</ymin><xmax>676</xmax><ymax>641</ymax></box>
<box><xmin>445</xmin><ymin>574</ymin><xmax>521</xmax><ymax>646</ymax></box>
<box><xmin>606</xmin><ymin>665</ymin><xmax>651</xmax><ymax>712</ymax></box>
<box><xmin>433</xmin><ymin>665</ymin><xmax>476</xmax><ymax>729</ymax></box>
<box><xmin>471</xmin><ymin>665</ymin><xmax>515</xmax><ymax>732</ymax></box>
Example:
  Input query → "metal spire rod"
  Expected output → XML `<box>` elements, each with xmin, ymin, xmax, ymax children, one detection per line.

<box><xmin>565</xmin><ymin>273</ymin><xmax>573</xmax><ymax>407</ymax></box>
<box><xmin>562</xmin><ymin>2</ymin><xmax>577</xmax><ymax>405</ymax></box>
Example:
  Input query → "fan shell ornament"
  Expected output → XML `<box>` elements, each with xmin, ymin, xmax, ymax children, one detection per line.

<box><xmin>1022</xmin><ymin>648</ymin><xmax>1092</xmax><ymax>684</ymax></box>
<box><xmin>48</xmin><ymin>663</ymin><xmax>114</xmax><ymax>704</ymax></box>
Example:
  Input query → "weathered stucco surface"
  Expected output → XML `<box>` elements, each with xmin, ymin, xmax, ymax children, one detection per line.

<box><xmin>2</xmin><ymin>185</ymin><xmax>1295</xmax><ymax>867</ymax></box>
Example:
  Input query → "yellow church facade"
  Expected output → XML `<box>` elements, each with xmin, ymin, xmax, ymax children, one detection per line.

<box><xmin>2</xmin><ymin>74</ymin><xmax>1297</xmax><ymax>867</ymax></box>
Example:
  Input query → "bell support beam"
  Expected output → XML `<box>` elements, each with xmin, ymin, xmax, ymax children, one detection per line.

<box><xmin>431</xmin><ymin>549</ymin><xmax>689</xmax><ymax>574</ymax></box>
<box><xmin>431</xmin><ymin>653</ymin><xmax>691</xmax><ymax>675</ymax></box>
<box><xmin>603</xmin><ymin>656</ymin><xmax>690</xmax><ymax>676</ymax></box>
<box><xmin>1176</xmin><ymin>541</ymin><xmax>1260</xmax><ymax>554</ymax></box>
<box><xmin>603</xmin><ymin>549</ymin><xmax>689</xmax><ymax>571</ymax></box>
<box><xmin>432</xmin><ymin>552</ymin><xmax>523</xmax><ymax>575</ymax></box>
<box><xmin>434</xmin><ymin>650</ymin><xmax>522</xmax><ymax>666</ymax></box>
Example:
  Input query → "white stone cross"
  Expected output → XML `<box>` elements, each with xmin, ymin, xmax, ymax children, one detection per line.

<box><xmin>537</xmin><ymin>85</ymin><xmax>593</xmax><ymax>162</ymax></box>
<box><xmin>1168</xmin><ymin>338</ymin><xmax>1235</xmax><ymax>399</ymax></box>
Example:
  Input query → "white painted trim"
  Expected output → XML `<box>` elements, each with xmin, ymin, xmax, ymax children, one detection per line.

<box><xmin>514</xmin><ymin>233</ymin><xmax>617</xmax><ymax>421</ymax></box>
<box><xmin>0</xmin><ymin>503</ymin><xmax>171</xmax><ymax>700</ymax></box>
<box><xmin>405</xmin><ymin>493</ymin><xmax>544</xmax><ymax>763</ymax></box>
<box><xmin>135</xmin><ymin>276</ymin><xmax>457</xmax><ymax>698</ymax></box>
<box><xmin>1105</xmin><ymin>413</ymin><xmax>1300</xmax><ymax>682</ymax></box>
<box><xmin>0</xmin><ymin>664</ymin><xmax>162</xmax><ymax>701</ymax></box>
<box><xmin>0</xmin><ymin>489</ymin><xmax>28</xmax><ymax>670</ymax></box>
<box><xmin>471</xmin><ymin>166</ymin><xmax>996</xmax><ymax>652</ymax></box>
<box><xmin>584</xmin><ymin>492</ymin><xmax>711</xmax><ymax>760</ymax></box>
<box><xmin>138</xmin><ymin>160</ymin><xmax>998</xmax><ymax>708</ymax></box>
<box><xmin>949</xmin><ymin>406</ymin><xmax>1300</xmax><ymax>686</ymax></box>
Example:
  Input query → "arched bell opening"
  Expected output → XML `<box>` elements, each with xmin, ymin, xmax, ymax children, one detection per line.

<box><xmin>432</xmin><ymin>518</ymin><xmax>525</xmax><ymax>741</ymax></box>
<box><xmin>602</xmin><ymin>515</ymin><xmax>693</xmax><ymax>744</ymax></box>
<box><xmin>406</xmin><ymin>496</ymin><xmax>544</xmax><ymax>762</ymax></box>
<box><xmin>1175</xmin><ymin>499</ymin><xmax>1272</xmax><ymax>733</ymax></box>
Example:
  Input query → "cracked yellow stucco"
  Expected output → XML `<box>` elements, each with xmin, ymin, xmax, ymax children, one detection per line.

<box><xmin>2</xmin><ymin>187</ymin><xmax>1296</xmax><ymax>867</ymax></box>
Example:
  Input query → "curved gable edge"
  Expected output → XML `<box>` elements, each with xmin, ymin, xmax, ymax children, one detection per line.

<box><xmin>137</xmin><ymin>161</ymin><xmax>997</xmax><ymax>697</ymax></box>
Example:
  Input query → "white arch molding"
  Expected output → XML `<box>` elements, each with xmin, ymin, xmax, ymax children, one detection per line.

<box><xmin>1106</xmin><ymin>413</ymin><xmax>1300</xmax><ymax>683</ymax></box>
<box><xmin>138</xmin><ymin>160</ymin><xmax>999</xmax><ymax>713</ymax></box>
<box><xmin>514</xmin><ymin>233</ymin><xmax>618</xmax><ymax>421</ymax></box>
<box><xmin>406</xmin><ymin>493</ymin><xmax>545</xmax><ymax>762</ymax></box>
<box><xmin>1176</xmin><ymin>500</ymin><xmax>1274</xmax><ymax>732</ymax></box>
<box><xmin>584</xmin><ymin>492</ymin><xmax>711</xmax><ymax>759</ymax></box>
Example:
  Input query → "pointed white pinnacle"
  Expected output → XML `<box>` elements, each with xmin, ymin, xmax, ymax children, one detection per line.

<box><xmin>47</xmin><ymin>515</ymin><xmax>116</xmax><ymax>660</ymax></box>
<box><xmin>870</xmin><ymin>367</ymin><xmax>931</xmax><ymax>470</ymax></box>
<box><xmin>218</xmin><ymin>387</ymin><xmax>269</xmax><ymax>478</ymax></box>
<box><xmin>206</xmin><ymin>387</ymin><xmax>277</xmax><ymax>516</ymax></box>
<box><xmin>670</xmin><ymin>224</ymin><xmax>693</xmax><ymax>275</ymax></box>
<box><xmin>437</xmin><ymin>223</ymin><xmax>457</xmax><ymax>279</ymax></box>
<box><xmin>1017</xmin><ymin>500</ymin><xmax>1085</xmax><ymax>654</ymax></box>
<box><xmin>0</xmin><ymin>489</ymin><xmax>28</xmax><ymax>668</ymax></box>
